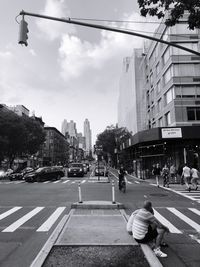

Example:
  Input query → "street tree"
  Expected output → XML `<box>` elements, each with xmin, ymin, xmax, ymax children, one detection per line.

<box><xmin>138</xmin><ymin>0</ymin><xmax>200</xmax><ymax>30</ymax></box>
<box><xmin>0</xmin><ymin>111</ymin><xmax>45</xmax><ymax>167</ymax></box>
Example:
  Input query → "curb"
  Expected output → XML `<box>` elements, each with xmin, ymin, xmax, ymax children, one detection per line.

<box><xmin>30</xmin><ymin>210</ymin><xmax>73</xmax><ymax>267</ymax></box>
<box><xmin>71</xmin><ymin>201</ymin><xmax>124</xmax><ymax>209</ymax></box>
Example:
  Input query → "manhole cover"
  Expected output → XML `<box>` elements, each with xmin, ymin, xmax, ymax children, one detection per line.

<box><xmin>150</xmin><ymin>193</ymin><xmax>167</xmax><ymax>197</ymax></box>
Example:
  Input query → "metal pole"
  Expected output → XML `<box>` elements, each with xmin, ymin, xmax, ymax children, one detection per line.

<box><xmin>112</xmin><ymin>180</ymin><xmax>116</xmax><ymax>204</ymax></box>
<box><xmin>19</xmin><ymin>10</ymin><xmax>200</xmax><ymax>57</ymax></box>
<box><xmin>98</xmin><ymin>155</ymin><xmax>100</xmax><ymax>181</ymax></box>
<box><xmin>78</xmin><ymin>182</ymin><xmax>83</xmax><ymax>203</ymax></box>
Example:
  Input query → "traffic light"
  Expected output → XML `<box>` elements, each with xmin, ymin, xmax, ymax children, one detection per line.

<box><xmin>18</xmin><ymin>18</ymin><xmax>29</xmax><ymax>46</ymax></box>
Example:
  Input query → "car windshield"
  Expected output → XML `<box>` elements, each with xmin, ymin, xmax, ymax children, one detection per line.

<box><xmin>71</xmin><ymin>164</ymin><xmax>83</xmax><ymax>168</ymax></box>
<box><xmin>35</xmin><ymin>167</ymin><xmax>47</xmax><ymax>173</ymax></box>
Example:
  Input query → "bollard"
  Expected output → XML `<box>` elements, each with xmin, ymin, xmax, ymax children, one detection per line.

<box><xmin>112</xmin><ymin>180</ymin><xmax>116</xmax><ymax>204</ymax></box>
<box><xmin>78</xmin><ymin>181</ymin><xmax>83</xmax><ymax>203</ymax></box>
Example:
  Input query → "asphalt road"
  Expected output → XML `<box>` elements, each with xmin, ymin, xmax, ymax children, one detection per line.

<box><xmin>0</xmin><ymin>167</ymin><xmax>199</xmax><ymax>266</ymax></box>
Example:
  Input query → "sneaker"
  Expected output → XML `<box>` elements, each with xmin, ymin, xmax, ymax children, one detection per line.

<box><xmin>154</xmin><ymin>247</ymin><xmax>167</xmax><ymax>258</ymax></box>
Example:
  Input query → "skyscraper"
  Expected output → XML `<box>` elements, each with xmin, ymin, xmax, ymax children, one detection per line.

<box><xmin>84</xmin><ymin>119</ymin><xmax>92</xmax><ymax>156</ymax></box>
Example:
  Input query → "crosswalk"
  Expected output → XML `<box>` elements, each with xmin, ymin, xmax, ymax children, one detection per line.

<box><xmin>0</xmin><ymin>179</ymin><xmax>88</xmax><ymax>185</ymax></box>
<box><xmin>0</xmin><ymin>206</ymin><xmax>199</xmax><ymax>243</ymax></box>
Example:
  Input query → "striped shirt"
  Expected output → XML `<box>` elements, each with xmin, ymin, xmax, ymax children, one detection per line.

<box><xmin>130</xmin><ymin>208</ymin><xmax>156</xmax><ymax>240</ymax></box>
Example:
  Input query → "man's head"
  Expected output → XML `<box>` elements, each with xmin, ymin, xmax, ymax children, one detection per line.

<box><xmin>143</xmin><ymin>201</ymin><xmax>153</xmax><ymax>214</ymax></box>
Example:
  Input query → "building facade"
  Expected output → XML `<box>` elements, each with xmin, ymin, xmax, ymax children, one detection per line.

<box><xmin>84</xmin><ymin>118</ymin><xmax>92</xmax><ymax>156</ymax></box>
<box><xmin>118</xmin><ymin>13</ymin><xmax>200</xmax><ymax>179</ymax></box>
<box><xmin>43</xmin><ymin>127</ymin><xmax>69</xmax><ymax>166</ymax></box>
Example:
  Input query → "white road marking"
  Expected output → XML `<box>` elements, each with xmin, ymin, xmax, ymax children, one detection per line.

<box><xmin>153</xmin><ymin>209</ymin><xmax>182</xmax><ymax>234</ymax></box>
<box><xmin>188</xmin><ymin>208</ymin><xmax>200</xmax><ymax>216</ymax></box>
<box><xmin>43</xmin><ymin>181</ymin><xmax>50</xmax><ymax>184</ymax></box>
<box><xmin>3</xmin><ymin>207</ymin><xmax>44</xmax><ymax>232</ymax></box>
<box><xmin>36</xmin><ymin>207</ymin><xmax>66</xmax><ymax>232</ymax></box>
<box><xmin>14</xmin><ymin>181</ymin><xmax>24</xmax><ymax>184</ymax></box>
<box><xmin>81</xmin><ymin>180</ymin><xmax>86</xmax><ymax>184</ymax></box>
<box><xmin>167</xmin><ymin>208</ymin><xmax>200</xmax><ymax>232</ymax></box>
<box><xmin>0</xmin><ymin>207</ymin><xmax>22</xmax><ymax>221</ymax></box>
<box><xmin>134</xmin><ymin>181</ymin><xmax>140</xmax><ymax>184</ymax></box>
<box><xmin>62</xmin><ymin>180</ymin><xmax>70</xmax><ymax>183</ymax></box>
<box><xmin>52</xmin><ymin>180</ymin><xmax>60</xmax><ymax>184</ymax></box>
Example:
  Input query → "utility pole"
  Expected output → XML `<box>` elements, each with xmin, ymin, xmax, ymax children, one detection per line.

<box><xmin>17</xmin><ymin>10</ymin><xmax>200</xmax><ymax>57</ymax></box>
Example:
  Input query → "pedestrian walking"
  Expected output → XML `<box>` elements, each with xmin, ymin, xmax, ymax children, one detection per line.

<box><xmin>118</xmin><ymin>164</ymin><xmax>127</xmax><ymax>190</ymax></box>
<box><xmin>190</xmin><ymin>166</ymin><xmax>199</xmax><ymax>190</ymax></box>
<box><xmin>170</xmin><ymin>164</ymin><xmax>176</xmax><ymax>183</ymax></box>
<box><xmin>162</xmin><ymin>164</ymin><xmax>170</xmax><ymax>187</ymax></box>
<box><xmin>152</xmin><ymin>163</ymin><xmax>161</xmax><ymax>187</ymax></box>
<box><xmin>182</xmin><ymin>163</ymin><xmax>191</xmax><ymax>191</ymax></box>
<box><xmin>127</xmin><ymin>201</ymin><xmax>169</xmax><ymax>258</ymax></box>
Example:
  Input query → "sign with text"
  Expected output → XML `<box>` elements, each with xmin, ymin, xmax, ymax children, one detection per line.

<box><xmin>161</xmin><ymin>128</ymin><xmax>182</xmax><ymax>138</ymax></box>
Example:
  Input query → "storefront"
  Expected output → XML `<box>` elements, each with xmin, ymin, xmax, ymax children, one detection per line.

<box><xmin>122</xmin><ymin>126</ymin><xmax>200</xmax><ymax>180</ymax></box>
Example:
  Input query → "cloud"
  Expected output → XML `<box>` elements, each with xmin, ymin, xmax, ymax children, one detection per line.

<box><xmin>36</xmin><ymin>0</ymin><xmax>76</xmax><ymax>41</ymax></box>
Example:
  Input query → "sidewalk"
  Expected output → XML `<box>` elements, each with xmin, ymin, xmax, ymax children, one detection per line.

<box><xmin>31</xmin><ymin>201</ymin><xmax>162</xmax><ymax>267</ymax></box>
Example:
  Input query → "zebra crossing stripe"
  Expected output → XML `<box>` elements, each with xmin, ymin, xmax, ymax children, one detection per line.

<box><xmin>53</xmin><ymin>181</ymin><xmax>60</xmax><ymax>184</ymax></box>
<box><xmin>167</xmin><ymin>208</ymin><xmax>200</xmax><ymax>232</ymax></box>
<box><xmin>36</xmin><ymin>207</ymin><xmax>66</xmax><ymax>232</ymax></box>
<box><xmin>153</xmin><ymin>209</ymin><xmax>182</xmax><ymax>234</ymax></box>
<box><xmin>81</xmin><ymin>180</ymin><xmax>86</xmax><ymax>184</ymax></box>
<box><xmin>43</xmin><ymin>181</ymin><xmax>50</xmax><ymax>184</ymax></box>
<box><xmin>2</xmin><ymin>207</ymin><xmax>44</xmax><ymax>232</ymax></box>
<box><xmin>188</xmin><ymin>208</ymin><xmax>200</xmax><ymax>216</ymax></box>
<box><xmin>62</xmin><ymin>180</ymin><xmax>70</xmax><ymax>183</ymax></box>
<box><xmin>0</xmin><ymin>207</ymin><xmax>22</xmax><ymax>221</ymax></box>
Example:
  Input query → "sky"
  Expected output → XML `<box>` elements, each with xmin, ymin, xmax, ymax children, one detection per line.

<box><xmin>0</xmin><ymin>0</ymin><xmax>157</xmax><ymax>144</ymax></box>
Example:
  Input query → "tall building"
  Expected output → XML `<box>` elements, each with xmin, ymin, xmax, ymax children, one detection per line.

<box><xmin>84</xmin><ymin>119</ymin><xmax>92</xmax><ymax>156</ymax></box>
<box><xmin>118</xmin><ymin>12</ymin><xmax>200</xmax><ymax>179</ymax></box>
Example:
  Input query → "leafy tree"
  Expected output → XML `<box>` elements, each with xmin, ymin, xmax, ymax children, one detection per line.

<box><xmin>138</xmin><ymin>0</ymin><xmax>200</xmax><ymax>30</ymax></box>
<box><xmin>0</xmin><ymin>110</ymin><xmax>45</xmax><ymax>167</ymax></box>
<box><xmin>96</xmin><ymin>125</ymin><xmax>132</xmax><ymax>167</ymax></box>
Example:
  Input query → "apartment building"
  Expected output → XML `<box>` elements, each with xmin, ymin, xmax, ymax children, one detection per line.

<box><xmin>118</xmin><ymin>13</ymin><xmax>200</xmax><ymax>178</ymax></box>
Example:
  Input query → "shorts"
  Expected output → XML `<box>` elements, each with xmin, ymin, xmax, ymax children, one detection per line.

<box><xmin>134</xmin><ymin>225</ymin><xmax>158</xmax><ymax>243</ymax></box>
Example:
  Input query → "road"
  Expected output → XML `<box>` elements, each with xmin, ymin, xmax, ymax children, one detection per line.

<box><xmin>0</xmin><ymin>167</ymin><xmax>199</xmax><ymax>266</ymax></box>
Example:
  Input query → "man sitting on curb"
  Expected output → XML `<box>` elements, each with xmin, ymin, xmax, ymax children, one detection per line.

<box><xmin>127</xmin><ymin>201</ymin><xmax>169</xmax><ymax>258</ymax></box>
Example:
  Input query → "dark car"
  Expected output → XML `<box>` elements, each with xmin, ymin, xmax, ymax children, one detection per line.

<box><xmin>9</xmin><ymin>167</ymin><xmax>34</xmax><ymax>181</ymax></box>
<box><xmin>94</xmin><ymin>165</ymin><xmax>108</xmax><ymax>177</ymax></box>
<box><xmin>67</xmin><ymin>163</ymin><xmax>84</xmax><ymax>177</ymax></box>
<box><xmin>24</xmin><ymin>166</ymin><xmax>65</xmax><ymax>183</ymax></box>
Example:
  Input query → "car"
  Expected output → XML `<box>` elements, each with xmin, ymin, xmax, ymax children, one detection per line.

<box><xmin>9</xmin><ymin>167</ymin><xmax>34</xmax><ymax>181</ymax></box>
<box><xmin>67</xmin><ymin>163</ymin><xmax>84</xmax><ymax>177</ymax></box>
<box><xmin>94</xmin><ymin>165</ymin><xmax>108</xmax><ymax>177</ymax></box>
<box><xmin>0</xmin><ymin>169</ymin><xmax>13</xmax><ymax>179</ymax></box>
<box><xmin>85</xmin><ymin>163</ymin><xmax>90</xmax><ymax>172</ymax></box>
<box><xmin>24</xmin><ymin>166</ymin><xmax>65</xmax><ymax>183</ymax></box>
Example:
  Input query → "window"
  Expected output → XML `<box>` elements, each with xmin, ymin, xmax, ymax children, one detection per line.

<box><xmin>150</xmin><ymin>89</ymin><xmax>154</xmax><ymax>103</ymax></box>
<box><xmin>163</xmin><ymin>67</ymin><xmax>172</xmax><ymax>85</ymax></box>
<box><xmin>187</xmin><ymin>107</ymin><xmax>200</xmax><ymax>121</ymax></box>
<box><xmin>157</xmin><ymin>80</ymin><xmax>161</xmax><ymax>94</ymax></box>
<box><xmin>170</xmin><ymin>23</ymin><xmax>198</xmax><ymax>35</ymax></box>
<box><xmin>165</xmin><ymin>112</ymin><xmax>171</xmax><ymax>126</ymax></box>
<box><xmin>156</xmin><ymin>63</ymin><xmax>160</xmax><ymax>75</ymax></box>
<box><xmin>173</xmin><ymin>64</ymin><xmax>200</xmax><ymax>77</ymax></box>
<box><xmin>158</xmin><ymin>117</ymin><xmax>163</xmax><ymax>127</ymax></box>
<box><xmin>165</xmin><ymin>88</ymin><xmax>174</xmax><ymax>104</ymax></box>
<box><xmin>157</xmin><ymin>98</ymin><xmax>162</xmax><ymax>113</ymax></box>
<box><xmin>171</xmin><ymin>43</ymin><xmax>198</xmax><ymax>55</ymax></box>
<box><xmin>163</xmin><ymin>48</ymin><xmax>170</xmax><ymax>65</ymax></box>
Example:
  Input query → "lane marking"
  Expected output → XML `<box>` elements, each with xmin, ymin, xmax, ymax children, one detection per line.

<box><xmin>188</xmin><ymin>208</ymin><xmax>200</xmax><ymax>216</ymax></box>
<box><xmin>167</xmin><ymin>208</ymin><xmax>200</xmax><ymax>232</ymax></box>
<box><xmin>43</xmin><ymin>181</ymin><xmax>50</xmax><ymax>184</ymax></box>
<box><xmin>153</xmin><ymin>209</ymin><xmax>182</xmax><ymax>234</ymax></box>
<box><xmin>81</xmin><ymin>180</ymin><xmax>86</xmax><ymax>184</ymax></box>
<box><xmin>62</xmin><ymin>180</ymin><xmax>70</xmax><ymax>184</ymax></box>
<box><xmin>0</xmin><ymin>207</ymin><xmax>22</xmax><ymax>221</ymax></box>
<box><xmin>3</xmin><ymin>207</ymin><xmax>44</xmax><ymax>232</ymax></box>
<box><xmin>37</xmin><ymin>207</ymin><xmax>66</xmax><ymax>232</ymax></box>
<box><xmin>52</xmin><ymin>180</ymin><xmax>60</xmax><ymax>184</ymax></box>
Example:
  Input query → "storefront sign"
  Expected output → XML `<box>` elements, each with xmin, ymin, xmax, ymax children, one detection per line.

<box><xmin>161</xmin><ymin>128</ymin><xmax>182</xmax><ymax>138</ymax></box>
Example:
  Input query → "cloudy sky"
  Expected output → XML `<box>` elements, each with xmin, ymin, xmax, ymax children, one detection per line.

<box><xmin>0</xmin><ymin>0</ymin><xmax>157</xmax><ymax>143</ymax></box>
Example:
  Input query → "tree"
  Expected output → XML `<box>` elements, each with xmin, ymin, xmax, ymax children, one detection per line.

<box><xmin>0</xmin><ymin>110</ymin><xmax>45</xmax><ymax>167</ymax></box>
<box><xmin>96</xmin><ymin>125</ymin><xmax>132</xmax><ymax>167</ymax></box>
<box><xmin>138</xmin><ymin>0</ymin><xmax>200</xmax><ymax>30</ymax></box>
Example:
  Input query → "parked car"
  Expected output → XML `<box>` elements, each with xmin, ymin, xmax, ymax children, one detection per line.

<box><xmin>24</xmin><ymin>166</ymin><xmax>65</xmax><ymax>183</ymax></box>
<box><xmin>9</xmin><ymin>167</ymin><xmax>34</xmax><ymax>181</ymax></box>
<box><xmin>94</xmin><ymin>165</ymin><xmax>108</xmax><ymax>177</ymax></box>
<box><xmin>0</xmin><ymin>169</ymin><xmax>13</xmax><ymax>179</ymax></box>
<box><xmin>85</xmin><ymin>163</ymin><xmax>90</xmax><ymax>172</ymax></box>
<box><xmin>67</xmin><ymin>163</ymin><xmax>84</xmax><ymax>177</ymax></box>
